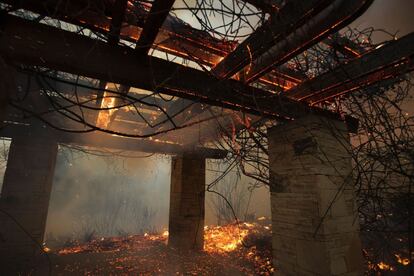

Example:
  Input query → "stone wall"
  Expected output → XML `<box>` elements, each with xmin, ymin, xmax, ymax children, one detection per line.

<box><xmin>268</xmin><ymin>115</ymin><xmax>363</xmax><ymax>275</ymax></box>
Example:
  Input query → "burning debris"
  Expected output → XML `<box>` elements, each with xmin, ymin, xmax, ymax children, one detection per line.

<box><xmin>42</xmin><ymin>220</ymin><xmax>412</xmax><ymax>275</ymax></box>
<box><xmin>365</xmin><ymin>249</ymin><xmax>412</xmax><ymax>274</ymax></box>
<box><xmin>42</xmin><ymin>222</ymin><xmax>274</xmax><ymax>275</ymax></box>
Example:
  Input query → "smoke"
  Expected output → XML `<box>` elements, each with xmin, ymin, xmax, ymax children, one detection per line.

<box><xmin>45</xmin><ymin>147</ymin><xmax>172</xmax><ymax>241</ymax></box>
<box><xmin>43</xmin><ymin>145</ymin><xmax>270</xmax><ymax>243</ymax></box>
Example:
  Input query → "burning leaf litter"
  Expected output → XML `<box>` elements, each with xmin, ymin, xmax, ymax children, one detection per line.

<box><xmin>46</xmin><ymin>221</ymin><xmax>274</xmax><ymax>275</ymax></box>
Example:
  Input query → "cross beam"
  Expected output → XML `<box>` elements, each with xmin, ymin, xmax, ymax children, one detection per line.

<box><xmin>0</xmin><ymin>15</ymin><xmax>338</xmax><ymax>121</ymax></box>
<box><xmin>0</xmin><ymin>0</ymin><xmax>301</xmax><ymax>93</ymax></box>
<box><xmin>286</xmin><ymin>32</ymin><xmax>414</xmax><ymax>104</ymax></box>
<box><xmin>135</xmin><ymin>0</ymin><xmax>175</xmax><ymax>56</ymax></box>
<box><xmin>213</xmin><ymin>0</ymin><xmax>373</xmax><ymax>82</ymax></box>
<box><xmin>107</xmin><ymin>0</ymin><xmax>175</xmax><ymax>124</ymax></box>
<box><xmin>244</xmin><ymin>0</ymin><xmax>373</xmax><ymax>83</ymax></box>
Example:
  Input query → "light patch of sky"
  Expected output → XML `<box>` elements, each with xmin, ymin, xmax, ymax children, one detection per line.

<box><xmin>171</xmin><ymin>0</ymin><xmax>264</xmax><ymax>42</ymax></box>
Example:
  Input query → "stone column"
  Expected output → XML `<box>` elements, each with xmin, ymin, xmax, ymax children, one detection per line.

<box><xmin>268</xmin><ymin>115</ymin><xmax>363</xmax><ymax>275</ymax></box>
<box><xmin>168</xmin><ymin>154</ymin><xmax>205</xmax><ymax>250</ymax></box>
<box><xmin>0</xmin><ymin>136</ymin><xmax>57</xmax><ymax>269</ymax></box>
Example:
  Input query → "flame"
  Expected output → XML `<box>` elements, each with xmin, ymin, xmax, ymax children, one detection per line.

<box><xmin>377</xmin><ymin>262</ymin><xmax>394</xmax><ymax>271</ymax></box>
<box><xmin>204</xmin><ymin>222</ymin><xmax>258</xmax><ymax>253</ymax></box>
<box><xmin>54</xmin><ymin>222</ymin><xmax>273</xmax><ymax>275</ymax></box>
<box><xmin>204</xmin><ymin>224</ymin><xmax>247</xmax><ymax>252</ymax></box>
<box><xmin>56</xmin><ymin>222</ymin><xmax>270</xmax><ymax>256</ymax></box>
<box><xmin>96</xmin><ymin>85</ymin><xmax>118</xmax><ymax>128</ymax></box>
<box><xmin>395</xmin><ymin>254</ymin><xmax>410</xmax><ymax>266</ymax></box>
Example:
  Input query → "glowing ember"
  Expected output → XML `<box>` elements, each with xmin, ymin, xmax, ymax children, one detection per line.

<box><xmin>377</xmin><ymin>262</ymin><xmax>394</xmax><ymax>271</ymax></box>
<box><xmin>395</xmin><ymin>254</ymin><xmax>410</xmax><ymax>266</ymax></box>
<box><xmin>51</xmin><ymin>222</ymin><xmax>273</xmax><ymax>275</ymax></box>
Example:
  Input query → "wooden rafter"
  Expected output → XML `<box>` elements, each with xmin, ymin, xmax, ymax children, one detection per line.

<box><xmin>1</xmin><ymin>15</ymin><xmax>338</xmax><ymax>120</ymax></box>
<box><xmin>0</xmin><ymin>0</ymin><xmax>302</xmax><ymax>94</ymax></box>
<box><xmin>286</xmin><ymin>32</ymin><xmax>414</xmax><ymax>103</ymax></box>
<box><xmin>136</xmin><ymin>0</ymin><xmax>175</xmax><ymax>56</ymax></box>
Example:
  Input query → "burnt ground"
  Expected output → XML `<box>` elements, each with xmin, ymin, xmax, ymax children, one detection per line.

<box><xmin>15</xmin><ymin>223</ymin><xmax>274</xmax><ymax>275</ymax></box>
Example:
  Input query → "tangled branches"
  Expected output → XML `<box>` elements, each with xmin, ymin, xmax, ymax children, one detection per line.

<box><xmin>220</xmin><ymin>28</ymin><xmax>413</xmax><ymax>272</ymax></box>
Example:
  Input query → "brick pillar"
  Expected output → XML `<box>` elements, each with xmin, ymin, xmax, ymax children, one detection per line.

<box><xmin>168</xmin><ymin>154</ymin><xmax>205</xmax><ymax>250</ymax></box>
<box><xmin>268</xmin><ymin>115</ymin><xmax>364</xmax><ymax>275</ymax></box>
<box><xmin>0</xmin><ymin>136</ymin><xmax>57</xmax><ymax>269</ymax></box>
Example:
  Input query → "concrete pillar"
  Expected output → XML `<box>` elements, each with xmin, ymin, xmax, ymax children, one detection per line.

<box><xmin>0</xmin><ymin>136</ymin><xmax>57</xmax><ymax>269</ymax></box>
<box><xmin>268</xmin><ymin>115</ymin><xmax>364</xmax><ymax>275</ymax></box>
<box><xmin>168</xmin><ymin>154</ymin><xmax>205</xmax><ymax>250</ymax></box>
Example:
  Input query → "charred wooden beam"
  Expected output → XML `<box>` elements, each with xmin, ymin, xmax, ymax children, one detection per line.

<box><xmin>107</xmin><ymin>0</ymin><xmax>175</xmax><ymax>124</ymax></box>
<box><xmin>96</xmin><ymin>0</ymin><xmax>128</xmax><ymax>106</ymax></box>
<box><xmin>162</xmin><ymin>0</ymin><xmax>322</xmax><ymax>128</ymax></box>
<box><xmin>0</xmin><ymin>122</ymin><xmax>228</xmax><ymax>158</ymax></box>
<box><xmin>286</xmin><ymin>32</ymin><xmax>414</xmax><ymax>103</ymax></box>
<box><xmin>324</xmin><ymin>35</ymin><xmax>365</xmax><ymax>58</ymax></box>
<box><xmin>243</xmin><ymin>0</ymin><xmax>373</xmax><ymax>83</ymax></box>
<box><xmin>136</xmin><ymin>0</ymin><xmax>175</xmax><ymax>56</ymax></box>
<box><xmin>107</xmin><ymin>0</ymin><xmax>128</xmax><ymax>46</ymax></box>
<box><xmin>0</xmin><ymin>0</ymin><xmax>303</xmax><ymax>94</ymax></box>
<box><xmin>213</xmin><ymin>0</ymin><xmax>372</xmax><ymax>81</ymax></box>
<box><xmin>0</xmin><ymin>0</ymin><xmax>233</xmax><ymax>56</ymax></box>
<box><xmin>1</xmin><ymin>15</ymin><xmax>341</xmax><ymax>121</ymax></box>
<box><xmin>243</xmin><ymin>0</ymin><xmax>365</xmax><ymax>59</ymax></box>
<box><xmin>211</xmin><ymin>0</ymin><xmax>331</xmax><ymax>79</ymax></box>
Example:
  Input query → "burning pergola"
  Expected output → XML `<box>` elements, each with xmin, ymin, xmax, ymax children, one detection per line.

<box><xmin>0</xmin><ymin>0</ymin><xmax>413</xmax><ymax>274</ymax></box>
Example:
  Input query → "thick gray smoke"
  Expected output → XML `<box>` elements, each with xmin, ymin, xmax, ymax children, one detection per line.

<box><xmin>45</xmin><ymin>147</ymin><xmax>172</xmax><ymax>241</ymax></box>
<box><xmin>44</xmin><ymin>146</ymin><xmax>270</xmax><ymax>244</ymax></box>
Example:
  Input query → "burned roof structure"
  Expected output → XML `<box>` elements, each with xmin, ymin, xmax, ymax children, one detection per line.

<box><xmin>0</xmin><ymin>1</ymin><xmax>414</xmax><ymax>274</ymax></box>
<box><xmin>0</xmin><ymin>0</ymin><xmax>412</xmax><ymax>151</ymax></box>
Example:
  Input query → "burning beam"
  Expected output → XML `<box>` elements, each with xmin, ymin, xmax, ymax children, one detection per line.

<box><xmin>213</xmin><ymin>0</ymin><xmax>372</xmax><ymax>81</ymax></box>
<box><xmin>286</xmin><ymin>32</ymin><xmax>414</xmax><ymax>103</ymax></box>
<box><xmin>0</xmin><ymin>0</ymin><xmax>304</xmax><ymax>94</ymax></box>
<box><xmin>95</xmin><ymin>0</ymin><xmax>128</xmax><ymax>126</ymax></box>
<box><xmin>243</xmin><ymin>0</ymin><xmax>365</xmax><ymax>59</ymax></box>
<box><xmin>0</xmin><ymin>15</ymin><xmax>342</xmax><ymax>121</ymax></box>
<box><xmin>212</xmin><ymin>0</ymin><xmax>331</xmax><ymax>79</ymax></box>
<box><xmin>103</xmin><ymin>0</ymin><xmax>175</xmax><ymax>126</ymax></box>
<box><xmin>243</xmin><ymin>0</ymin><xmax>373</xmax><ymax>83</ymax></box>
